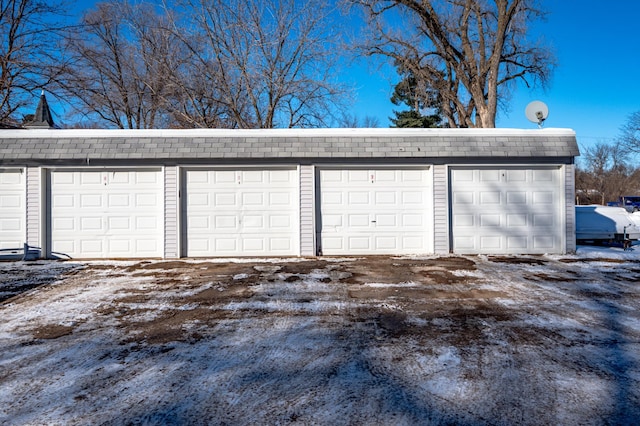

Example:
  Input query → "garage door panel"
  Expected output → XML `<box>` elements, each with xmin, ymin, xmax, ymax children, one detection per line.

<box><xmin>480</xmin><ymin>191</ymin><xmax>501</xmax><ymax>205</ymax></box>
<box><xmin>347</xmin><ymin>170</ymin><xmax>368</xmax><ymax>182</ymax></box>
<box><xmin>189</xmin><ymin>238</ymin><xmax>209</xmax><ymax>252</ymax></box>
<box><xmin>375</xmin><ymin>214</ymin><xmax>396</xmax><ymax>227</ymax></box>
<box><xmin>108</xmin><ymin>193</ymin><xmax>130</xmax><ymax>207</ymax></box>
<box><xmin>319</xmin><ymin>168</ymin><xmax>432</xmax><ymax>255</ymax></box>
<box><xmin>480</xmin><ymin>214</ymin><xmax>501</xmax><ymax>227</ymax></box>
<box><xmin>402</xmin><ymin>191</ymin><xmax>424</xmax><ymax>204</ymax></box>
<box><xmin>348</xmin><ymin>191</ymin><xmax>369</xmax><ymax>204</ymax></box>
<box><xmin>533</xmin><ymin>191</ymin><xmax>554</xmax><ymax>204</ymax></box>
<box><xmin>213</xmin><ymin>215</ymin><xmax>235</xmax><ymax>229</ymax></box>
<box><xmin>533</xmin><ymin>214</ymin><xmax>554</xmax><ymax>227</ymax></box>
<box><xmin>507</xmin><ymin>236</ymin><xmax>527</xmax><ymax>249</ymax></box>
<box><xmin>454</xmin><ymin>214</ymin><xmax>474</xmax><ymax>227</ymax></box>
<box><xmin>401</xmin><ymin>170</ymin><xmax>423</xmax><ymax>181</ymax></box>
<box><xmin>533</xmin><ymin>169</ymin><xmax>554</xmax><ymax>181</ymax></box>
<box><xmin>375</xmin><ymin>236</ymin><xmax>397</xmax><ymax>250</ymax></box>
<box><xmin>0</xmin><ymin>194</ymin><xmax>21</xmax><ymax>208</ymax></box>
<box><xmin>109</xmin><ymin>217</ymin><xmax>130</xmax><ymax>230</ymax></box>
<box><xmin>323</xmin><ymin>214</ymin><xmax>342</xmax><ymax>227</ymax></box>
<box><xmin>215</xmin><ymin>193</ymin><xmax>236</xmax><ymax>207</ymax></box>
<box><xmin>80</xmin><ymin>217</ymin><xmax>103</xmax><ymax>231</ymax></box>
<box><xmin>269</xmin><ymin>215</ymin><xmax>291</xmax><ymax>228</ymax></box>
<box><xmin>242</xmin><ymin>192</ymin><xmax>264</xmax><ymax>206</ymax></box>
<box><xmin>270</xmin><ymin>192</ymin><xmax>293</xmax><ymax>206</ymax></box>
<box><xmin>453</xmin><ymin>191</ymin><xmax>474</xmax><ymax>204</ymax></box>
<box><xmin>454</xmin><ymin>236</ymin><xmax>475</xmax><ymax>250</ymax></box>
<box><xmin>135</xmin><ymin>216</ymin><xmax>159</xmax><ymax>230</ymax></box>
<box><xmin>322</xmin><ymin>192</ymin><xmax>343</xmax><ymax>205</ymax></box>
<box><xmin>322</xmin><ymin>237</ymin><xmax>343</xmax><ymax>251</ymax></box>
<box><xmin>108</xmin><ymin>239</ymin><xmax>130</xmax><ymax>252</ymax></box>
<box><xmin>80</xmin><ymin>194</ymin><xmax>102</xmax><ymax>208</ymax></box>
<box><xmin>212</xmin><ymin>170</ymin><xmax>234</xmax><ymax>184</ymax></box>
<box><xmin>480</xmin><ymin>236</ymin><xmax>502</xmax><ymax>250</ymax></box>
<box><xmin>404</xmin><ymin>237</ymin><xmax>425</xmax><ymax>250</ymax></box>
<box><xmin>375</xmin><ymin>192</ymin><xmax>396</xmax><ymax>204</ymax></box>
<box><xmin>0</xmin><ymin>172</ymin><xmax>21</xmax><ymax>185</ymax></box>
<box><xmin>50</xmin><ymin>169</ymin><xmax>163</xmax><ymax>258</ymax></box>
<box><xmin>243</xmin><ymin>215</ymin><xmax>264</xmax><ymax>228</ymax></box>
<box><xmin>480</xmin><ymin>169</ymin><xmax>500</xmax><ymax>181</ymax></box>
<box><xmin>53</xmin><ymin>217</ymin><xmax>74</xmax><ymax>231</ymax></box>
<box><xmin>348</xmin><ymin>214</ymin><xmax>370</xmax><ymax>227</ymax></box>
<box><xmin>243</xmin><ymin>239</ymin><xmax>264</xmax><ymax>251</ymax></box>
<box><xmin>0</xmin><ymin>218</ymin><xmax>21</xmax><ymax>232</ymax></box>
<box><xmin>507</xmin><ymin>214</ymin><xmax>527</xmax><ymax>227</ymax></box>
<box><xmin>53</xmin><ymin>240</ymin><xmax>74</xmax><ymax>254</ymax></box>
<box><xmin>215</xmin><ymin>239</ymin><xmax>237</xmax><ymax>252</ymax></box>
<box><xmin>451</xmin><ymin>167</ymin><xmax>562</xmax><ymax>254</ymax></box>
<box><xmin>184</xmin><ymin>168</ymin><xmax>298</xmax><ymax>257</ymax></box>
<box><xmin>270</xmin><ymin>238</ymin><xmax>292</xmax><ymax>251</ymax></box>
<box><xmin>534</xmin><ymin>236</ymin><xmax>555</xmax><ymax>249</ymax></box>
<box><xmin>402</xmin><ymin>214</ymin><xmax>423</xmax><ymax>227</ymax></box>
<box><xmin>79</xmin><ymin>173</ymin><xmax>101</xmax><ymax>185</ymax></box>
<box><xmin>241</xmin><ymin>170</ymin><xmax>263</xmax><ymax>183</ymax></box>
<box><xmin>80</xmin><ymin>239</ymin><xmax>103</xmax><ymax>254</ymax></box>
<box><xmin>507</xmin><ymin>192</ymin><xmax>527</xmax><ymax>204</ymax></box>
<box><xmin>506</xmin><ymin>169</ymin><xmax>526</xmax><ymax>181</ymax></box>
<box><xmin>349</xmin><ymin>236</ymin><xmax>370</xmax><ymax>250</ymax></box>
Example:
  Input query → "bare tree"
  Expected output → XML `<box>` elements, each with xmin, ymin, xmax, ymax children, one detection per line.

<box><xmin>338</xmin><ymin>112</ymin><xmax>380</xmax><ymax>128</ymax></box>
<box><xmin>176</xmin><ymin>0</ymin><xmax>349</xmax><ymax>128</ymax></box>
<box><xmin>352</xmin><ymin>0</ymin><xmax>554</xmax><ymax>128</ymax></box>
<box><xmin>0</xmin><ymin>0</ymin><xmax>67</xmax><ymax>123</ymax></box>
<box><xmin>56</xmin><ymin>1</ymin><xmax>182</xmax><ymax>128</ymax></box>
<box><xmin>619</xmin><ymin>111</ymin><xmax>640</xmax><ymax>154</ymax></box>
<box><xmin>576</xmin><ymin>141</ymin><xmax>640</xmax><ymax>205</ymax></box>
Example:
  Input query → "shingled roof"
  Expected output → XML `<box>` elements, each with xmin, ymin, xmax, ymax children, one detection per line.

<box><xmin>0</xmin><ymin>128</ymin><xmax>579</xmax><ymax>165</ymax></box>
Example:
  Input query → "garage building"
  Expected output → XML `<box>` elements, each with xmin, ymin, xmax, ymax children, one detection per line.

<box><xmin>0</xmin><ymin>127</ymin><xmax>579</xmax><ymax>259</ymax></box>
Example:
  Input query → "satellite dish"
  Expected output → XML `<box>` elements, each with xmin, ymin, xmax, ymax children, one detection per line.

<box><xmin>525</xmin><ymin>101</ymin><xmax>549</xmax><ymax>128</ymax></box>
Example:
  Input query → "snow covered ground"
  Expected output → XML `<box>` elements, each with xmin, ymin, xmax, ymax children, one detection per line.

<box><xmin>0</xmin><ymin>247</ymin><xmax>639</xmax><ymax>425</ymax></box>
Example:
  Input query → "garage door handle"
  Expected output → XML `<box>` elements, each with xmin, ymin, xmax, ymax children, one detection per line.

<box><xmin>371</xmin><ymin>220</ymin><xmax>376</xmax><ymax>223</ymax></box>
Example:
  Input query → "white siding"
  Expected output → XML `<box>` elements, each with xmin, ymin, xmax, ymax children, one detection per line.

<box><xmin>299</xmin><ymin>165</ymin><xmax>315</xmax><ymax>256</ymax></box>
<box><xmin>433</xmin><ymin>165</ymin><xmax>449</xmax><ymax>254</ymax></box>
<box><xmin>26</xmin><ymin>167</ymin><xmax>41</xmax><ymax>258</ymax></box>
<box><xmin>565</xmin><ymin>164</ymin><xmax>576</xmax><ymax>253</ymax></box>
<box><xmin>164</xmin><ymin>166</ymin><xmax>179</xmax><ymax>258</ymax></box>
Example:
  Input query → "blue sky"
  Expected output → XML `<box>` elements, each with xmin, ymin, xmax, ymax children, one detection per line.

<box><xmin>352</xmin><ymin>1</ymin><xmax>640</xmax><ymax>152</ymax></box>
<box><xmin>63</xmin><ymin>0</ymin><xmax>639</xmax><ymax>152</ymax></box>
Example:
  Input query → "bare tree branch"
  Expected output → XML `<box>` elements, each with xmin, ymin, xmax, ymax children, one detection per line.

<box><xmin>352</xmin><ymin>0</ymin><xmax>554</xmax><ymax>127</ymax></box>
<box><xmin>177</xmin><ymin>0</ymin><xmax>350</xmax><ymax>128</ymax></box>
<box><xmin>0</xmin><ymin>0</ymin><xmax>69</xmax><ymax>123</ymax></box>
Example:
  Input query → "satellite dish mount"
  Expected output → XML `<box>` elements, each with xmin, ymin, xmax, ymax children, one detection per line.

<box><xmin>525</xmin><ymin>101</ymin><xmax>549</xmax><ymax>128</ymax></box>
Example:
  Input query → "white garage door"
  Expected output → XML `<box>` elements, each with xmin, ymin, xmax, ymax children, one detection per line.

<box><xmin>0</xmin><ymin>169</ymin><xmax>25</xmax><ymax>253</ymax></box>
<box><xmin>450</xmin><ymin>167</ymin><xmax>562</xmax><ymax>254</ymax></box>
<box><xmin>318</xmin><ymin>168</ymin><xmax>432</xmax><ymax>255</ymax></box>
<box><xmin>49</xmin><ymin>169</ymin><xmax>163</xmax><ymax>258</ymax></box>
<box><xmin>184</xmin><ymin>168</ymin><xmax>299</xmax><ymax>257</ymax></box>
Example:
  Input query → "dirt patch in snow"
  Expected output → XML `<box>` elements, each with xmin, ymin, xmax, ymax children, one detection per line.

<box><xmin>487</xmin><ymin>255</ymin><xmax>548</xmax><ymax>265</ymax></box>
<box><xmin>1</xmin><ymin>254</ymin><xmax>640</xmax><ymax>424</ymax></box>
<box><xmin>31</xmin><ymin>323</ymin><xmax>76</xmax><ymax>340</ymax></box>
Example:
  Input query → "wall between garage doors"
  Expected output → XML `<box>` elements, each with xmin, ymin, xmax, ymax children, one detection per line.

<box><xmin>11</xmin><ymin>162</ymin><xmax>575</xmax><ymax>259</ymax></box>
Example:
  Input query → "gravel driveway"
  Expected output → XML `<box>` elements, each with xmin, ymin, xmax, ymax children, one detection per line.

<box><xmin>1</xmin><ymin>253</ymin><xmax>639</xmax><ymax>425</ymax></box>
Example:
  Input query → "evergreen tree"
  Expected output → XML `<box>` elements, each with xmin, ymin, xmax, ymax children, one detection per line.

<box><xmin>389</xmin><ymin>69</ymin><xmax>442</xmax><ymax>128</ymax></box>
